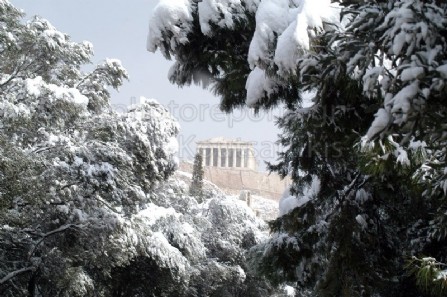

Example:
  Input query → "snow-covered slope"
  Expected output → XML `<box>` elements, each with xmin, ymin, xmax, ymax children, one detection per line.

<box><xmin>176</xmin><ymin>170</ymin><xmax>279</xmax><ymax>221</ymax></box>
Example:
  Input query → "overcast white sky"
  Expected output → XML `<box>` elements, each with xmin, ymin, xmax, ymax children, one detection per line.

<box><xmin>10</xmin><ymin>0</ymin><xmax>282</xmax><ymax>169</ymax></box>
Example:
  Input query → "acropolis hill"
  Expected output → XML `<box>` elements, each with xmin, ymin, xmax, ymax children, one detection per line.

<box><xmin>180</xmin><ymin>137</ymin><xmax>291</xmax><ymax>201</ymax></box>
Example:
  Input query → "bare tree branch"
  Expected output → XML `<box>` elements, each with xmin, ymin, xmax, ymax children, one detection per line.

<box><xmin>0</xmin><ymin>266</ymin><xmax>34</xmax><ymax>285</ymax></box>
<box><xmin>27</xmin><ymin>223</ymin><xmax>83</xmax><ymax>261</ymax></box>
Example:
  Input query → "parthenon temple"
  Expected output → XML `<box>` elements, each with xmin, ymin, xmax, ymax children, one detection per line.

<box><xmin>196</xmin><ymin>137</ymin><xmax>257</xmax><ymax>171</ymax></box>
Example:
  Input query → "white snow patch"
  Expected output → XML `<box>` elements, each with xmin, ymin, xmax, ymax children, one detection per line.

<box><xmin>245</xmin><ymin>67</ymin><xmax>275</xmax><ymax>107</ymax></box>
<box><xmin>392</xmin><ymin>31</ymin><xmax>406</xmax><ymax>56</ymax></box>
<box><xmin>355</xmin><ymin>188</ymin><xmax>371</xmax><ymax>204</ymax></box>
<box><xmin>164</xmin><ymin>136</ymin><xmax>179</xmax><ymax>156</ymax></box>
<box><xmin>56</xmin><ymin>204</ymin><xmax>70</xmax><ymax>215</ymax></box>
<box><xmin>274</xmin><ymin>20</ymin><xmax>301</xmax><ymax>75</ymax></box>
<box><xmin>408</xmin><ymin>140</ymin><xmax>427</xmax><ymax>150</ymax></box>
<box><xmin>198</xmin><ymin>0</ymin><xmax>242</xmax><ymax>35</ymax></box>
<box><xmin>147</xmin><ymin>0</ymin><xmax>194</xmax><ymax>53</ymax></box>
<box><xmin>396</xmin><ymin>147</ymin><xmax>410</xmax><ymax>167</ymax></box>
<box><xmin>43</xmin><ymin>83</ymin><xmax>89</xmax><ymax>107</ymax></box>
<box><xmin>437</xmin><ymin>270</ymin><xmax>447</xmax><ymax>281</ymax></box>
<box><xmin>436</xmin><ymin>64</ymin><xmax>447</xmax><ymax>79</ymax></box>
<box><xmin>274</xmin><ymin>0</ymin><xmax>341</xmax><ymax>74</ymax></box>
<box><xmin>248</xmin><ymin>0</ymin><xmax>289</xmax><ymax>68</ymax></box>
<box><xmin>135</xmin><ymin>203</ymin><xmax>179</xmax><ymax>226</ymax></box>
<box><xmin>279</xmin><ymin>175</ymin><xmax>320</xmax><ymax>216</ymax></box>
<box><xmin>355</xmin><ymin>214</ymin><xmax>368</xmax><ymax>229</ymax></box>
<box><xmin>362</xmin><ymin>67</ymin><xmax>383</xmax><ymax>93</ymax></box>
<box><xmin>400</xmin><ymin>66</ymin><xmax>424</xmax><ymax>81</ymax></box>
<box><xmin>390</xmin><ymin>82</ymin><xmax>418</xmax><ymax>125</ymax></box>
<box><xmin>283</xmin><ymin>285</ymin><xmax>296</xmax><ymax>296</ymax></box>
<box><xmin>25</xmin><ymin>76</ymin><xmax>43</xmax><ymax>97</ymax></box>
<box><xmin>164</xmin><ymin>136</ymin><xmax>179</xmax><ymax>167</ymax></box>
<box><xmin>365</xmin><ymin>108</ymin><xmax>391</xmax><ymax>140</ymax></box>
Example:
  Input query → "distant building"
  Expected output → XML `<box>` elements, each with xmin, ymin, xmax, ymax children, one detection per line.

<box><xmin>179</xmin><ymin>137</ymin><xmax>290</xmax><ymax>201</ymax></box>
<box><xmin>196</xmin><ymin>137</ymin><xmax>257</xmax><ymax>171</ymax></box>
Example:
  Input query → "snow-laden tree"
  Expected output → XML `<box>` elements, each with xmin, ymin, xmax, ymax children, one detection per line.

<box><xmin>0</xmin><ymin>2</ymin><xmax>176</xmax><ymax>294</ymax></box>
<box><xmin>0</xmin><ymin>1</ymin><xmax>281</xmax><ymax>296</ymax></box>
<box><xmin>107</xmin><ymin>175</ymin><xmax>277</xmax><ymax>297</ymax></box>
<box><xmin>148</xmin><ymin>0</ymin><xmax>447</xmax><ymax>295</ymax></box>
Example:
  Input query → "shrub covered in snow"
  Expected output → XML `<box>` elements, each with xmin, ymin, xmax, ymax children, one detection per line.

<box><xmin>0</xmin><ymin>2</ymin><xmax>278</xmax><ymax>296</ymax></box>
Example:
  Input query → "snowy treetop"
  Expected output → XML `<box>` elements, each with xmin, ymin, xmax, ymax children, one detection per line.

<box><xmin>147</xmin><ymin>0</ymin><xmax>340</xmax><ymax>107</ymax></box>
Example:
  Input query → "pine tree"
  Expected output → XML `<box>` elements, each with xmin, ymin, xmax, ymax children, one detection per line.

<box><xmin>148</xmin><ymin>0</ymin><xmax>447</xmax><ymax>295</ymax></box>
<box><xmin>189</xmin><ymin>153</ymin><xmax>204</xmax><ymax>202</ymax></box>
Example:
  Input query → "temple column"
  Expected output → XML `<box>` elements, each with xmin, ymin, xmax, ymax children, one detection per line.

<box><xmin>202</xmin><ymin>148</ymin><xmax>206</xmax><ymax>166</ymax></box>
<box><xmin>217</xmin><ymin>145</ymin><xmax>221</xmax><ymax>167</ymax></box>
<box><xmin>209</xmin><ymin>146</ymin><xmax>213</xmax><ymax>167</ymax></box>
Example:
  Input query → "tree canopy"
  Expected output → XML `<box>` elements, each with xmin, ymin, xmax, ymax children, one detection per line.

<box><xmin>148</xmin><ymin>0</ymin><xmax>447</xmax><ymax>295</ymax></box>
<box><xmin>0</xmin><ymin>1</ymin><xmax>279</xmax><ymax>296</ymax></box>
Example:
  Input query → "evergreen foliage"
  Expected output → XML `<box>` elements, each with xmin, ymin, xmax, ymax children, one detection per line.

<box><xmin>149</xmin><ymin>0</ymin><xmax>447</xmax><ymax>295</ymax></box>
<box><xmin>189</xmin><ymin>153</ymin><xmax>204</xmax><ymax>202</ymax></box>
<box><xmin>407</xmin><ymin>257</ymin><xmax>447</xmax><ymax>296</ymax></box>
